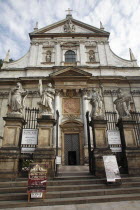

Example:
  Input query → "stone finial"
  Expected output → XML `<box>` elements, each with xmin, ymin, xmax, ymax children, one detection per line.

<box><xmin>34</xmin><ymin>22</ymin><xmax>38</xmax><ymax>31</ymax></box>
<box><xmin>4</xmin><ymin>49</ymin><xmax>10</xmax><ymax>62</ymax></box>
<box><xmin>129</xmin><ymin>48</ymin><xmax>136</xmax><ymax>61</ymax></box>
<box><xmin>100</xmin><ymin>21</ymin><xmax>104</xmax><ymax>30</ymax></box>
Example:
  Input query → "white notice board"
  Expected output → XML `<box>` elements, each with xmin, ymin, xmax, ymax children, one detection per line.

<box><xmin>103</xmin><ymin>155</ymin><xmax>121</xmax><ymax>182</ymax></box>
<box><xmin>56</xmin><ymin>156</ymin><xmax>61</xmax><ymax>165</ymax></box>
<box><xmin>21</xmin><ymin>129</ymin><xmax>38</xmax><ymax>153</ymax></box>
<box><xmin>21</xmin><ymin>129</ymin><xmax>38</xmax><ymax>145</ymax></box>
<box><xmin>107</xmin><ymin>130</ymin><xmax>121</xmax><ymax>145</ymax></box>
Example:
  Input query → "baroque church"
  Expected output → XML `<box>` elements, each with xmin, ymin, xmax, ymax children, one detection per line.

<box><xmin>0</xmin><ymin>11</ymin><xmax>140</xmax><ymax>178</ymax></box>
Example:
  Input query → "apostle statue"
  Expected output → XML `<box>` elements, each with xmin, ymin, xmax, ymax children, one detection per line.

<box><xmin>38</xmin><ymin>80</ymin><xmax>55</xmax><ymax>116</ymax></box>
<box><xmin>85</xmin><ymin>87</ymin><xmax>104</xmax><ymax>118</ymax></box>
<box><xmin>8</xmin><ymin>82</ymin><xmax>28</xmax><ymax>116</ymax></box>
<box><xmin>114</xmin><ymin>88</ymin><xmax>131</xmax><ymax>118</ymax></box>
<box><xmin>46</xmin><ymin>51</ymin><xmax>51</xmax><ymax>62</ymax></box>
<box><xmin>89</xmin><ymin>50</ymin><xmax>95</xmax><ymax>62</ymax></box>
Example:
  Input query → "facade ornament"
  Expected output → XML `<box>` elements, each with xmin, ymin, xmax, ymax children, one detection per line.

<box><xmin>38</xmin><ymin>80</ymin><xmax>55</xmax><ymax>117</ymax></box>
<box><xmin>89</xmin><ymin>50</ymin><xmax>95</xmax><ymax>62</ymax></box>
<box><xmin>4</xmin><ymin>49</ymin><xmax>10</xmax><ymax>62</ymax></box>
<box><xmin>34</xmin><ymin>22</ymin><xmax>38</xmax><ymax>31</ymax></box>
<box><xmin>7</xmin><ymin>82</ymin><xmax>28</xmax><ymax>116</ymax></box>
<box><xmin>129</xmin><ymin>48</ymin><xmax>136</xmax><ymax>61</ymax></box>
<box><xmin>64</xmin><ymin>19</ymin><xmax>75</xmax><ymax>33</ymax></box>
<box><xmin>114</xmin><ymin>88</ymin><xmax>132</xmax><ymax>119</ymax></box>
<box><xmin>100</xmin><ymin>21</ymin><xmax>104</xmax><ymax>30</ymax></box>
<box><xmin>85</xmin><ymin>87</ymin><xmax>104</xmax><ymax>118</ymax></box>
<box><xmin>46</xmin><ymin>50</ymin><xmax>51</xmax><ymax>62</ymax></box>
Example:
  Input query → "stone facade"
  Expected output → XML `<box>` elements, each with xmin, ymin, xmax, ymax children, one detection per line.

<box><xmin>0</xmin><ymin>14</ymin><xmax>140</xmax><ymax>177</ymax></box>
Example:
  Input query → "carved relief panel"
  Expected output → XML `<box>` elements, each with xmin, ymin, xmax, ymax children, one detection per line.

<box><xmin>62</xmin><ymin>98</ymin><xmax>80</xmax><ymax>115</ymax></box>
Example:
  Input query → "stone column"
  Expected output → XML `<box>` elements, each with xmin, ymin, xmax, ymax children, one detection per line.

<box><xmin>90</xmin><ymin>118</ymin><xmax>111</xmax><ymax>177</ymax></box>
<box><xmin>117</xmin><ymin>118</ymin><xmax>140</xmax><ymax>175</ymax></box>
<box><xmin>54</xmin><ymin>90</ymin><xmax>61</xmax><ymax>147</ymax></box>
<box><xmin>0</xmin><ymin>117</ymin><xmax>25</xmax><ymax>178</ymax></box>
<box><xmin>33</xmin><ymin>116</ymin><xmax>56</xmax><ymax>178</ymax></box>
<box><xmin>81</xmin><ymin>89</ymin><xmax>89</xmax><ymax>163</ymax></box>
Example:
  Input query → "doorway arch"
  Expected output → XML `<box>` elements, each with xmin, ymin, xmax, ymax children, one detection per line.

<box><xmin>60</xmin><ymin>120</ymin><xmax>84</xmax><ymax>165</ymax></box>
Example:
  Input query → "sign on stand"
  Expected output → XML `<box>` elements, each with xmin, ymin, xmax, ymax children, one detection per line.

<box><xmin>103</xmin><ymin>155</ymin><xmax>121</xmax><ymax>183</ymax></box>
<box><xmin>21</xmin><ymin>129</ymin><xmax>38</xmax><ymax>153</ymax></box>
<box><xmin>27</xmin><ymin>163</ymin><xmax>48</xmax><ymax>202</ymax></box>
<box><xmin>107</xmin><ymin>130</ymin><xmax>122</xmax><ymax>152</ymax></box>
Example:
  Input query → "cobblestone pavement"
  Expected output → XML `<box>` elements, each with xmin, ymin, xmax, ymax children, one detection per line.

<box><xmin>5</xmin><ymin>201</ymin><xmax>140</xmax><ymax>210</ymax></box>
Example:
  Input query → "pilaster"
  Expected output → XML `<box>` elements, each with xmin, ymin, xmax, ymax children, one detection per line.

<box><xmin>117</xmin><ymin>118</ymin><xmax>139</xmax><ymax>175</ymax></box>
<box><xmin>33</xmin><ymin>116</ymin><xmax>56</xmax><ymax>178</ymax></box>
<box><xmin>90</xmin><ymin>118</ymin><xmax>111</xmax><ymax>177</ymax></box>
<box><xmin>0</xmin><ymin>117</ymin><xmax>25</xmax><ymax>178</ymax></box>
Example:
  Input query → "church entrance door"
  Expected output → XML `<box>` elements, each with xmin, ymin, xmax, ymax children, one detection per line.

<box><xmin>64</xmin><ymin>134</ymin><xmax>80</xmax><ymax>165</ymax></box>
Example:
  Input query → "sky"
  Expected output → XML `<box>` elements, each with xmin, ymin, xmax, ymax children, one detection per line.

<box><xmin>0</xmin><ymin>0</ymin><xmax>140</xmax><ymax>65</ymax></box>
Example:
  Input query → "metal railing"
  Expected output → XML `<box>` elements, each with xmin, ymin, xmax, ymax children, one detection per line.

<box><xmin>24</xmin><ymin>107</ymin><xmax>39</xmax><ymax>129</ymax></box>
<box><xmin>131</xmin><ymin>111</ymin><xmax>140</xmax><ymax>145</ymax></box>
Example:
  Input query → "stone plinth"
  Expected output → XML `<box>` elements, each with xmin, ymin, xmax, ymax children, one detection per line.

<box><xmin>90</xmin><ymin>119</ymin><xmax>108</xmax><ymax>148</ymax></box>
<box><xmin>0</xmin><ymin>147</ymin><xmax>20</xmax><ymax>178</ymax></box>
<box><xmin>117</xmin><ymin>118</ymin><xmax>139</xmax><ymax>175</ymax></box>
<box><xmin>117</xmin><ymin>118</ymin><xmax>137</xmax><ymax>147</ymax></box>
<box><xmin>2</xmin><ymin>117</ymin><xmax>25</xmax><ymax>147</ymax></box>
<box><xmin>90</xmin><ymin>118</ymin><xmax>111</xmax><ymax>177</ymax></box>
<box><xmin>34</xmin><ymin>116</ymin><xmax>56</xmax><ymax>178</ymax></box>
<box><xmin>93</xmin><ymin>148</ymin><xmax>112</xmax><ymax>177</ymax></box>
<box><xmin>125</xmin><ymin>148</ymin><xmax>140</xmax><ymax>175</ymax></box>
<box><xmin>0</xmin><ymin>117</ymin><xmax>25</xmax><ymax>178</ymax></box>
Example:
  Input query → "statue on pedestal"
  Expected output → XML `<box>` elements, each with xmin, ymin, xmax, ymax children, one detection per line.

<box><xmin>46</xmin><ymin>51</ymin><xmax>51</xmax><ymax>62</ymax></box>
<box><xmin>89</xmin><ymin>50</ymin><xmax>95</xmax><ymax>62</ymax></box>
<box><xmin>7</xmin><ymin>82</ymin><xmax>28</xmax><ymax>117</ymax></box>
<box><xmin>114</xmin><ymin>88</ymin><xmax>131</xmax><ymax>119</ymax></box>
<box><xmin>38</xmin><ymin>80</ymin><xmax>55</xmax><ymax>117</ymax></box>
<box><xmin>85</xmin><ymin>87</ymin><xmax>104</xmax><ymax>118</ymax></box>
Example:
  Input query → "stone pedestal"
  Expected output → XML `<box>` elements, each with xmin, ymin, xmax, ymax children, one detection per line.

<box><xmin>0</xmin><ymin>117</ymin><xmax>25</xmax><ymax>178</ymax></box>
<box><xmin>117</xmin><ymin>118</ymin><xmax>139</xmax><ymax>175</ymax></box>
<box><xmin>34</xmin><ymin>116</ymin><xmax>56</xmax><ymax>178</ymax></box>
<box><xmin>90</xmin><ymin>118</ymin><xmax>111</xmax><ymax>177</ymax></box>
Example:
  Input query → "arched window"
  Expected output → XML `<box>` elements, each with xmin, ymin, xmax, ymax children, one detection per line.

<box><xmin>65</xmin><ymin>50</ymin><xmax>76</xmax><ymax>63</ymax></box>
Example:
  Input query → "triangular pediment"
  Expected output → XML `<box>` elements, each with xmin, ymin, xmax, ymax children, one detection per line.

<box><xmin>50</xmin><ymin>67</ymin><xmax>92</xmax><ymax>77</ymax></box>
<box><xmin>30</xmin><ymin>16</ymin><xmax>109</xmax><ymax>37</ymax></box>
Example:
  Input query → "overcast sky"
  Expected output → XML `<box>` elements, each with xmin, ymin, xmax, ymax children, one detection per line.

<box><xmin>0</xmin><ymin>0</ymin><xmax>140</xmax><ymax>65</ymax></box>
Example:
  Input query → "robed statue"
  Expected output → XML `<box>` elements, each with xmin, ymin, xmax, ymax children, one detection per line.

<box><xmin>114</xmin><ymin>88</ymin><xmax>131</xmax><ymax>118</ymax></box>
<box><xmin>8</xmin><ymin>82</ymin><xmax>28</xmax><ymax>115</ymax></box>
<box><xmin>85</xmin><ymin>87</ymin><xmax>104</xmax><ymax>118</ymax></box>
<box><xmin>38</xmin><ymin>80</ymin><xmax>55</xmax><ymax>116</ymax></box>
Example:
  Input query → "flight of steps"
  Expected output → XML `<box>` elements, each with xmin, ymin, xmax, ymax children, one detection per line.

<box><xmin>0</xmin><ymin>166</ymin><xmax>140</xmax><ymax>209</ymax></box>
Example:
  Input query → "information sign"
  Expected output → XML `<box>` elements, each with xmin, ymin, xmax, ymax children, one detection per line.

<box><xmin>56</xmin><ymin>156</ymin><xmax>61</xmax><ymax>165</ymax></box>
<box><xmin>27</xmin><ymin>163</ymin><xmax>48</xmax><ymax>201</ymax></box>
<box><xmin>107</xmin><ymin>130</ymin><xmax>121</xmax><ymax>145</ymax></box>
<box><xmin>21</xmin><ymin>129</ymin><xmax>38</xmax><ymax>153</ymax></box>
<box><xmin>103</xmin><ymin>155</ymin><xmax>121</xmax><ymax>182</ymax></box>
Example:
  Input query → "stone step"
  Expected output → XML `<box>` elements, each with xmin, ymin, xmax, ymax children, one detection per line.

<box><xmin>0</xmin><ymin>186</ymin><xmax>140</xmax><ymax>201</ymax></box>
<box><xmin>1</xmin><ymin>181</ymin><xmax>140</xmax><ymax>194</ymax></box>
<box><xmin>47</xmin><ymin>182</ymin><xmax>140</xmax><ymax>192</ymax></box>
<box><xmin>1</xmin><ymin>176</ymin><xmax>140</xmax><ymax>188</ymax></box>
<box><xmin>0</xmin><ymin>193</ymin><xmax>140</xmax><ymax>209</ymax></box>
<box><xmin>54</xmin><ymin>175</ymin><xmax>95</xmax><ymax>180</ymax></box>
<box><xmin>46</xmin><ymin>187</ymin><xmax>140</xmax><ymax>199</ymax></box>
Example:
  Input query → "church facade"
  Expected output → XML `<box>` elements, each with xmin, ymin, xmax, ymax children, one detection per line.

<box><xmin>0</xmin><ymin>13</ymin><xmax>140</xmax><ymax>178</ymax></box>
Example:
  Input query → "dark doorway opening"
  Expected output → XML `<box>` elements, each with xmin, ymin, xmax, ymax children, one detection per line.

<box><xmin>64</xmin><ymin>133</ymin><xmax>80</xmax><ymax>165</ymax></box>
<box><xmin>68</xmin><ymin>151</ymin><xmax>77</xmax><ymax>165</ymax></box>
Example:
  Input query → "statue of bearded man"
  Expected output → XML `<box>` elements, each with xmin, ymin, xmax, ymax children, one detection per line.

<box><xmin>38</xmin><ymin>80</ymin><xmax>55</xmax><ymax>116</ymax></box>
